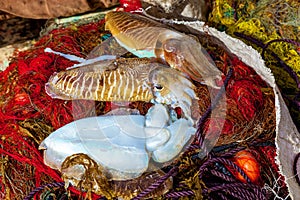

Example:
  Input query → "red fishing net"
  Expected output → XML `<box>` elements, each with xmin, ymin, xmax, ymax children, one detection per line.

<box><xmin>0</xmin><ymin>18</ymin><xmax>111</xmax><ymax>199</ymax></box>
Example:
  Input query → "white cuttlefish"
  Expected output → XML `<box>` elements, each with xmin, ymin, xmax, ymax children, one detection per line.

<box><xmin>39</xmin><ymin>104</ymin><xmax>196</xmax><ymax>181</ymax></box>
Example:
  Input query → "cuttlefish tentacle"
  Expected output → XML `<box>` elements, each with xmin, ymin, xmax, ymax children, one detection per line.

<box><xmin>104</xmin><ymin>11</ymin><xmax>222</xmax><ymax>88</ymax></box>
<box><xmin>149</xmin><ymin>67</ymin><xmax>197</xmax><ymax>124</ymax></box>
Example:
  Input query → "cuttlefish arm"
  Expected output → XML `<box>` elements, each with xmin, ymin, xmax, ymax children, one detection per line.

<box><xmin>45</xmin><ymin>47</ymin><xmax>117</xmax><ymax>70</ymax></box>
<box><xmin>149</xmin><ymin>66</ymin><xmax>198</xmax><ymax>124</ymax></box>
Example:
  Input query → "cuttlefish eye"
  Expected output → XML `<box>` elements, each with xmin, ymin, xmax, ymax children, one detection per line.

<box><xmin>163</xmin><ymin>39</ymin><xmax>179</xmax><ymax>53</ymax></box>
<box><xmin>163</xmin><ymin>39</ymin><xmax>177</xmax><ymax>53</ymax></box>
<box><xmin>154</xmin><ymin>84</ymin><xmax>163</xmax><ymax>91</ymax></box>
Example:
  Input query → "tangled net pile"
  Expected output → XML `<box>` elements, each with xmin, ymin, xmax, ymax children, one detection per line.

<box><xmin>208</xmin><ymin>0</ymin><xmax>300</xmax><ymax>130</ymax></box>
<box><xmin>0</xmin><ymin>1</ymin><xmax>292</xmax><ymax>200</ymax></box>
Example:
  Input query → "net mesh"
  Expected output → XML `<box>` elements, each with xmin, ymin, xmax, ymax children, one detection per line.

<box><xmin>208</xmin><ymin>0</ymin><xmax>300</xmax><ymax>131</ymax></box>
<box><xmin>0</xmin><ymin>16</ymin><xmax>111</xmax><ymax>199</ymax></box>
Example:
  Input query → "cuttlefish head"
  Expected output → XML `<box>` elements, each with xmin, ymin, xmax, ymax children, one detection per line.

<box><xmin>162</xmin><ymin>36</ymin><xmax>222</xmax><ymax>89</ymax></box>
<box><xmin>149</xmin><ymin>67</ymin><xmax>198</xmax><ymax>124</ymax></box>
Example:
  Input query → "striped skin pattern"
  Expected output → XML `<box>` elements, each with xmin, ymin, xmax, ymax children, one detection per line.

<box><xmin>45</xmin><ymin>11</ymin><xmax>200</xmax><ymax>110</ymax></box>
<box><xmin>105</xmin><ymin>11</ymin><xmax>169</xmax><ymax>54</ymax></box>
<box><xmin>45</xmin><ymin>56</ymin><xmax>197</xmax><ymax>116</ymax></box>
<box><xmin>46</xmin><ymin>58</ymin><xmax>160</xmax><ymax>101</ymax></box>
<box><xmin>105</xmin><ymin>11</ymin><xmax>222</xmax><ymax>88</ymax></box>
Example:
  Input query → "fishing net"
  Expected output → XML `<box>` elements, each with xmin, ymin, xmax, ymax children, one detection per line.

<box><xmin>0</xmin><ymin>1</ymin><xmax>295</xmax><ymax>199</ymax></box>
<box><xmin>207</xmin><ymin>1</ymin><xmax>300</xmax><ymax>198</ymax></box>
<box><xmin>208</xmin><ymin>0</ymin><xmax>300</xmax><ymax>131</ymax></box>
<box><xmin>0</xmin><ymin>15</ymin><xmax>111</xmax><ymax>199</ymax></box>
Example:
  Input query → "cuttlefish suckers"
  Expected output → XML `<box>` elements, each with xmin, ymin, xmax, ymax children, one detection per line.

<box><xmin>45</xmin><ymin>57</ymin><xmax>195</xmax><ymax>103</ymax></box>
<box><xmin>105</xmin><ymin>11</ymin><xmax>223</xmax><ymax>88</ymax></box>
